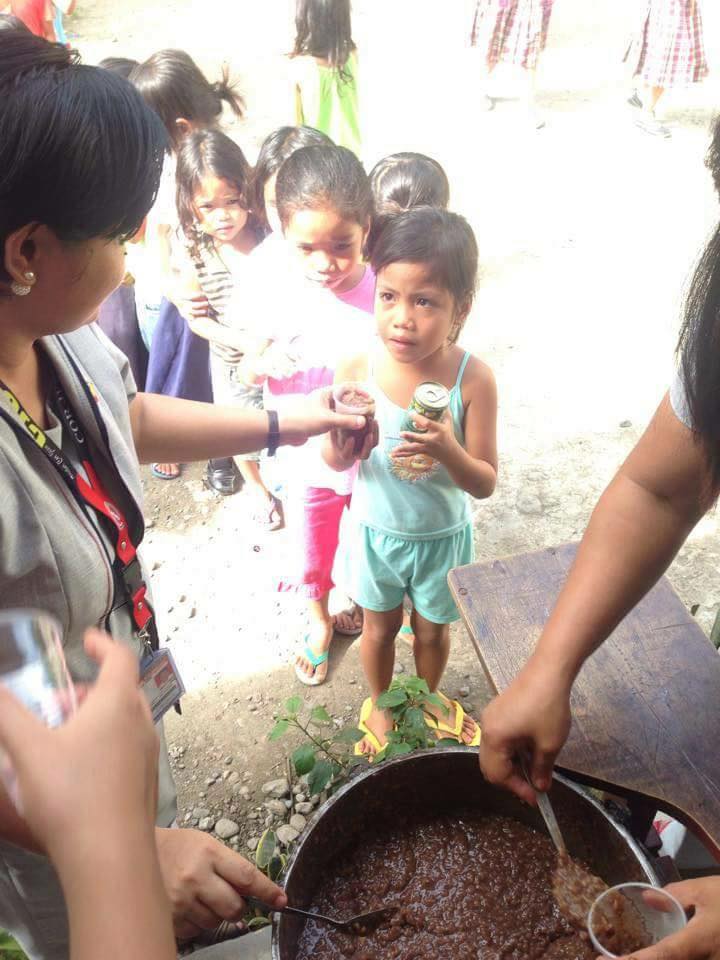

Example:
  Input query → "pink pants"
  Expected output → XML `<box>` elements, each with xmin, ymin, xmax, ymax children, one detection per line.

<box><xmin>278</xmin><ymin>486</ymin><xmax>351</xmax><ymax>601</ymax></box>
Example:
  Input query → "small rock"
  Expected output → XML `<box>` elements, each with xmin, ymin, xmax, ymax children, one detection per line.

<box><xmin>247</xmin><ymin>837</ymin><xmax>260</xmax><ymax>852</ymax></box>
<box><xmin>517</xmin><ymin>491</ymin><xmax>543</xmax><ymax>516</ymax></box>
<box><xmin>619</xmin><ymin>420</ymin><xmax>632</xmax><ymax>429</ymax></box>
<box><xmin>146</xmin><ymin>519</ymin><xmax>155</xmax><ymax>529</ymax></box>
<box><xmin>462</xmin><ymin>702</ymin><xmax>475</xmax><ymax>714</ymax></box>
<box><xmin>393</xmin><ymin>662</ymin><xmax>405</xmax><ymax>675</ymax></box>
<box><xmin>265</xmin><ymin>799</ymin><xmax>288</xmax><ymax>817</ymax></box>
<box><xmin>458</xmin><ymin>686</ymin><xmax>470</xmax><ymax>698</ymax></box>
<box><xmin>193</xmin><ymin>807</ymin><xmax>210</xmax><ymax>820</ymax></box>
<box><xmin>188</xmin><ymin>607</ymin><xmax>197</xmax><ymax>619</ymax></box>
<box><xmin>295</xmin><ymin>801</ymin><xmax>314</xmax><ymax>815</ymax></box>
<box><xmin>262</xmin><ymin>778</ymin><xmax>290</xmax><ymax>798</ymax></box>
<box><xmin>179</xmin><ymin>594</ymin><xmax>187</xmax><ymax>603</ymax></box>
<box><xmin>295</xmin><ymin>792</ymin><xmax>306</xmax><ymax>804</ymax></box>
<box><xmin>228</xmin><ymin>772</ymin><xmax>240</xmax><ymax>785</ymax></box>
<box><xmin>151</xmin><ymin>560</ymin><xmax>161</xmax><ymax>571</ymax></box>
<box><xmin>198</xmin><ymin>817</ymin><xmax>215</xmax><ymax>832</ymax></box>
<box><xmin>249</xmin><ymin>704</ymin><xmax>258</xmax><ymax>712</ymax></box>
<box><xmin>276</xmin><ymin>825</ymin><xmax>300</xmax><ymax>846</ymax></box>
<box><xmin>199</xmin><ymin>792</ymin><xmax>206</xmax><ymax>799</ymax></box>
<box><xmin>289</xmin><ymin>814</ymin><xmax>307</xmax><ymax>832</ymax></box>
<box><xmin>222</xmin><ymin>770</ymin><xmax>231</xmax><ymax>781</ymax></box>
<box><xmin>183</xmin><ymin>811</ymin><xmax>193</xmax><ymax>823</ymax></box>
<box><xmin>349</xmin><ymin>677</ymin><xmax>357</xmax><ymax>685</ymax></box>
<box><xmin>224</xmin><ymin>756</ymin><xmax>233</xmax><ymax>765</ymax></box>
<box><xmin>264</xmin><ymin>815</ymin><xmax>274</xmax><ymax>828</ymax></box>
<box><xmin>214</xmin><ymin>818</ymin><xmax>240</xmax><ymax>840</ymax></box>
<box><xmin>206</xmin><ymin>778</ymin><xmax>216</xmax><ymax>787</ymax></box>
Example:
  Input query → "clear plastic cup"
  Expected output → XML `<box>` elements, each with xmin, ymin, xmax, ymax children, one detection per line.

<box><xmin>0</xmin><ymin>610</ymin><xmax>76</xmax><ymax>808</ymax></box>
<box><xmin>588</xmin><ymin>883</ymin><xmax>687</xmax><ymax>958</ymax></box>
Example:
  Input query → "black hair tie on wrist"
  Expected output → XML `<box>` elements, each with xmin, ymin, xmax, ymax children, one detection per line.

<box><xmin>266</xmin><ymin>409</ymin><xmax>280</xmax><ymax>457</ymax></box>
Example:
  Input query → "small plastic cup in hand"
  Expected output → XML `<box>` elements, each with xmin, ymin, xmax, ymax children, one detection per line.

<box><xmin>0</xmin><ymin>610</ymin><xmax>77</xmax><ymax>808</ymax></box>
<box><xmin>332</xmin><ymin>382</ymin><xmax>375</xmax><ymax>453</ymax></box>
<box><xmin>588</xmin><ymin>882</ymin><xmax>687</xmax><ymax>958</ymax></box>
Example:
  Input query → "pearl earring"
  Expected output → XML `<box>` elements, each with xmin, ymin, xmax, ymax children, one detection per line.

<box><xmin>10</xmin><ymin>272</ymin><xmax>36</xmax><ymax>297</ymax></box>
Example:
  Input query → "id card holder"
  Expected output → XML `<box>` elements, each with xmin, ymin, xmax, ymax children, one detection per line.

<box><xmin>140</xmin><ymin>648</ymin><xmax>185</xmax><ymax>724</ymax></box>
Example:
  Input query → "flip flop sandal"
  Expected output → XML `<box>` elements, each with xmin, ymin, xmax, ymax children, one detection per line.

<box><xmin>332</xmin><ymin>603</ymin><xmax>363</xmax><ymax>637</ymax></box>
<box><xmin>424</xmin><ymin>692</ymin><xmax>481</xmax><ymax>747</ymax></box>
<box><xmin>353</xmin><ymin>697</ymin><xmax>386</xmax><ymax>758</ymax></box>
<box><xmin>397</xmin><ymin>625</ymin><xmax>415</xmax><ymax>646</ymax></box>
<box><xmin>151</xmin><ymin>463</ymin><xmax>181</xmax><ymax>480</ymax></box>
<box><xmin>294</xmin><ymin>638</ymin><xmax>329</xmax><ymax>686</ymax></box>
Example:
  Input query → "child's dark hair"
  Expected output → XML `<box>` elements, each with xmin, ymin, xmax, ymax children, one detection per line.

<box><xmin>276</xmin><ymin>143</ymin><xmax>371</xmax><ymax>231</ymax></box>
<box><xmin>367</xmin><ymin>152</ymin><xmax>450</xmax><ymax>255</ymax></box>
<box><xmin>370</xmin><ymin>207</ymin><xmax>478</xmax><ymax>343</ymax></box>
<box><xmin>175</xmin><ymin>129</ymin><xmax>260</xmax><ymax>249</ymax></box>
<box><xmin>0</xmin><ymin>12</ymin><xmax>30</xmax><ymax>33</ymax></box>
<box><xmin>251</xmin><ymin>125</ymin><xmax>332</xmax><ymax>229</ymax></box>
<box><xmin>98</xmin><ymin>56</ymin><xmax>138</xmax><ymax>79</ymax></box>
<box><xmin>0</xmin><ymin>32</ymin><xmax>166</xmax><ymax>292</ymax></box>
<box><xmin>130</xmin><ymin>50</ymin><xmax>244</xmax><ymax>147</ymax></box>
<box><xmin>292</xmin><ymin>0</ymin><xmax>356</xmax><ymax>79</ymax></box>
<box><xmin>678</xmin><ymin>115</ymin><xmax>720</xmax><ymax>490</ymax></box>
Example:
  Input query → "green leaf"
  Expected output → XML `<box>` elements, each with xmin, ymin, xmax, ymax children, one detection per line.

<box><xmin>404</xmin><ymin>706</ymin><xmax>427</xmax><ymax>732</ymax></box>
<box><xmin>384</xmin><ymin>741</ymin><xmax>413</xmax><ymax>758</ymax></box>
<box><xmin>255</xmin><ymin>829</ymin><xmax>278</xmax><ymax>870</ymax></box>
<box><xmin>403</xmin><ymin>676</ymin><xmax>430</xmax><ymax>696</ymax></box>
<box><xmin>376</xmin><ymin>688</ymin><xmax>408</xmax><ymax>709</ymax></box>
<box><xmin>436</xmin><ymin>738</ymin><xmax>460</xmax><ymax>748</ymax></box>
<box><xmin>292</xmin><ymin>743</ymin><xmax>316</xmax><ymax>776</ymax></box>
<box><xmin>267</xmin><ymin>853</ymin><xmax>287</xmax><ymax>882</ymax></box>
<box><xmin>307</xmin><ymin>758</ymin><xmax>334</xmax><ymax>795</ymax></box>
<box><xmin>423</xmin><ymin>692</ymin><xmax>449</xmax><ymax>714</ymax></box>
<box><xmin>284</xmin><ymin>695</ymin><xmax>302</xmax><ymax>715</ymax></box>
<box><xmin>247</xmin><ymin>916</ymin><xmax>272</xmax><ymax>930</ymax></box>
<box><xmin>333</xmin><ymin>726</ymin><xmax>364</xmax><ymax>744</ymax></box>
<box><xmin>309</xmin><ymin>704</ymin><xmax>332</xmax><ymax>725</ymax></box>
<box><xmin>268</xmin><ymin>719</ymin><xmax>290</xmax><ymax>741</ymax></box>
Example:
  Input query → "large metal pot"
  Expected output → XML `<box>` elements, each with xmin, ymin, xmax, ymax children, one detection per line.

<box><xmin>272</xmin><ymin>747</ymin><xmax>659</xmax><ymax>960</ymax></box>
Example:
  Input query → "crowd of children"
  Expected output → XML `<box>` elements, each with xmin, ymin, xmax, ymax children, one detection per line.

<box><xmin>75</xmin><ymin>0</ymin><xmax>500</xmax><ymax>757</ymax></box>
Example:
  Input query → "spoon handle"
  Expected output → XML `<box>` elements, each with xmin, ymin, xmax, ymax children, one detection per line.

<box><xmin>519</xmin><ymin>757</ymin><xmax>567</xmax><ymax>854</ymax></box>
<box><xmin>245</xmin><ymin>896</ymin><xmax>338</xmax><ymax>927</ymax></box>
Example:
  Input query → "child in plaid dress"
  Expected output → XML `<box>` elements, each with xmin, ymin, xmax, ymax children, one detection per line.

<box><xmin>626</xmin><ymin>0</ymin><xmax>708</xmax><ymax>139</ymax></box>
<box><xmin>470</xmin><ymin>0</ymin><xmax>554</xmax><ymax>126</ymax></box>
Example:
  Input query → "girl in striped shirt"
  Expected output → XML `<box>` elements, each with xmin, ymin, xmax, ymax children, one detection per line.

<box><xmin>175</xmin><ymin>129</ymin><xmax>283</xmax><ymax>530</ymax></box>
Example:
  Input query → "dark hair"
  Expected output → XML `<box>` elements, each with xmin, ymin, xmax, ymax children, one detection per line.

<box><xmin>176</xmin><ymin>129</ymin><xmax>261</xmax><ymax>248</ymax></box>
<box><xmin>370</xmin><ymin>207</ymin><xmax>478</xmax><ymax>343</ymax></box>
<box><xmin>276</xmin><ymin>143</ymin><xmax>371</xmax><ymax>231</ymax></box>
<box><xmin>0</xmin><ymin>12</ymin><xmax>30</xmax><ymax>33</ymax></box>
<box><xmin>292</xmin><ymin>0</ymin><xmax>356</xmax><ymax>79</ymax></box>
<box><xmin>678</xmin><ymin>116</ymin><xmax>720</xmax><ymax>487</ymax></box>
<box><xmin>367</xmin><ymin>152</ymin><xmax>450</xmax><ymax>255</ymax></box>
<box><xmin>130</xmin><ymin>50</ymin><xmax>244</xmax><ymax>147</ymax></box>
<box><xmin>0</xmin><ymin>33</ymin><xmax>166</xmax><ymax>289</ymax></box>
<box><xmin>251</xmin><ymin>125</ymin><xmax>333</xmax><ymax>229</ymax></box>
<box><xmin>98</xmin><ymin>56</ymin><xmax>138</xmax><ymax>79</ymax></box>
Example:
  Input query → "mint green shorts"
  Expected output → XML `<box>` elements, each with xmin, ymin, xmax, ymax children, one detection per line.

<box><xmin>339</xmin><ymin>522</ymin><xmax>474</xmax><ymax>625</ymax></box>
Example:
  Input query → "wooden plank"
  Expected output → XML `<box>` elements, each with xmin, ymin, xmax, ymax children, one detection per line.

<box><xmin>449</xmin><ymin>543</ymin><xmax>720</xmax><ymax>858</ymax></box>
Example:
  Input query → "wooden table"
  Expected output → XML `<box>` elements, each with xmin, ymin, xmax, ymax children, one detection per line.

<box><xmin>449</xmin><ymin>543</ymin><xmax>720</xmax><ymax>860</ymax></box>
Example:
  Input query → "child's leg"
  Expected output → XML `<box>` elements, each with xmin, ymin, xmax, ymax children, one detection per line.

<box><xmin>235</xmin><ymin>458</ymin><xmax>281</xmax><ymax>528</ymax></box>
<box><xmin>296</xmin><ymin>593</ymin><xmax>333</xmax><ymax>683</ymax></box>
<box><xmin>359</xmin><ymin>606</ymin><xmax>404</xmax><ymax>754</ymax></box>
<box><xmin>411</xmin><ymin>608</ymin><xmax>479</xmax><ymax>746</ymax></box>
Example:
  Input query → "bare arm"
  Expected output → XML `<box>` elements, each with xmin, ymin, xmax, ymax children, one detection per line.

<box><xmin>129</xmin><ymin>390</ymin><xmax>366</xmax><ymax>465</ymax></box>
<box><xmin>480</xmin><ymin>393</ymin><xmax>714</xmax><ymax>800</ymax></box>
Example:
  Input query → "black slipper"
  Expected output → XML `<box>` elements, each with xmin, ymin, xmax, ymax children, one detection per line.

<box><xmin>206</xmin><ymin>458</ymin><xmax>242</xmax><ymax>496</ymax></box>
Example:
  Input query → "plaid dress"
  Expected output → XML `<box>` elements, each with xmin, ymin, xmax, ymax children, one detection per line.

<box><xmin>470</xmin><ymin>0</ymin><xmax>554</xmax><ymax>72</ymax></box>
<box><xmin>625</xmin><ymin>0</ymin><xmax>708</xmax><ymax>88</ymax></box>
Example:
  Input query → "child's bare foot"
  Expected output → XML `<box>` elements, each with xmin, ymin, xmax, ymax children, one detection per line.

<box><xmin>332</xmin><ymin>603</ymin><xmax>363</xmax><ymax>636</ymax></box>
<box><xmin>358</xmin><ymin>703</ymin><xmax>394</xmax><ymax>757</ymax></box>
<box><xmin>151</xmin><ymin>462</ymin><xmax>180</xmax><ymax>480</ymax></box>
<box><xmin>295</xmin><ymin>621</ymin><xmax>333</xmax><ymax>685</ymax></box>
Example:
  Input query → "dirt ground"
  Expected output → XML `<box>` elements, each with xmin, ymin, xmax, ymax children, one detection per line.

<box><xmin>67</xmin><ymin>1</ymin><xmax>720</xmax><ymax>854</ymax></box>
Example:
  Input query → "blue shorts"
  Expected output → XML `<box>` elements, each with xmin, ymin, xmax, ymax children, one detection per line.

<box><xmin>339</xmin><ymin>521</ymin><xmax>474</xmax><ymax>625</ymax></box>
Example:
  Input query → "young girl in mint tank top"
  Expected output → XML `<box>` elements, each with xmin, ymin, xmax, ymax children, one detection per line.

<box><xmin>324</xmin><ymin>207</ymin><xmax>498</xmax><ymax>758</ymax></box>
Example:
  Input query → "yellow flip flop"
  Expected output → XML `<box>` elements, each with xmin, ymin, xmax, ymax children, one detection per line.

<box><xmin>353</xmin><ymin>697</ymin><xmax>386</xmax><ymax>758</ymax></box>
<box><xmin>424</xmin><ymin>691</ymin><xmax>481</xmax><ymax>747</ymax></box>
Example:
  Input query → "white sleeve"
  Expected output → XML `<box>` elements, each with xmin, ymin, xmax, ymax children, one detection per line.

<box><xmin>669</xmin><ymin>368</ymin><xmax>692</xmax><ymax>428</ymax></box>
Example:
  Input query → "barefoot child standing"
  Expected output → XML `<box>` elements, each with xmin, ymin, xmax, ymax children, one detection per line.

<box><xmin>324</xmin><ymin>207</ymin><xmax>498</xmax><ymax>754</ymax></box>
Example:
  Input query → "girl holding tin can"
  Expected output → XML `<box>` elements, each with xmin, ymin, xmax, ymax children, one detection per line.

<box><xmin>324</xmin><ymin>206</ymin><xmax>498</xmax><ymax>756</ymax></box>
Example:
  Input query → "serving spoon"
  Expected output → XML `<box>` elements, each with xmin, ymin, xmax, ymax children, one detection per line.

<box><xmin>245</xmin><ymin>896</ymin><xmax>396</xmax><ymax>935</ymax></box>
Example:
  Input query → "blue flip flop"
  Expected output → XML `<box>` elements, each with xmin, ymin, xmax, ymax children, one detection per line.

<box><xmin>294</xmin><ymin>637</ymin><xmax>329</xmax><ymax>686</ymax></box>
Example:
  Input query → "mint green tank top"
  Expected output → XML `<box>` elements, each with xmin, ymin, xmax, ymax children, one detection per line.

<box><xmin>351</xmin><ymin>352</ymin><xmax>472</xmax><ymax>541</ymax></box>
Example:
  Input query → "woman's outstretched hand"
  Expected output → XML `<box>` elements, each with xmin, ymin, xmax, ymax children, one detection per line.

<box><xmin>479</xmin><ymin>656</ymin><xmax>572</xmax><ymax>804</ymax></box>
<box><xmin>277</xmin><ymin>387</ymin><xmax>371</xmax><ymax>448</ymax></box>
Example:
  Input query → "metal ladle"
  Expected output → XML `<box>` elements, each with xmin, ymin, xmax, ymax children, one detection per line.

<box><xmin>245</xmin><ymin>896</ymin><xmax>396</xmax><ymax>935</ymax></box>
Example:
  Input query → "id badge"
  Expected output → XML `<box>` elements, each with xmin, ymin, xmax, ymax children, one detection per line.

<box><xmin>140</xmin><ymin>649</ymin><xmax>185</xmax><ymax>724</ymax></box>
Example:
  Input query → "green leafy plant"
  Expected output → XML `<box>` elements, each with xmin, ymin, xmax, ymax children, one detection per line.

<box><xmin>268</xmin><ymin>696</ymin><xmax>365</xmax><ymax>797</ymax></box>
<box><xmin>0</xmin><ymin>931</ymin><xmax>28</xmax><ymax>958</ymax></box>
<box><xmin>244</xmin><ymin>828</ymin><xmax>288</xmax><ymax>930</ymax></box>
<box><xmin>373</xmin><ymin>676</ymin><xmax>455</xmax><ymax>762</ymax></box>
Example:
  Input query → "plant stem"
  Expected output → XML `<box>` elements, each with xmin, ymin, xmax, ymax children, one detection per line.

<box><xmin>289</xmin><ymin>718</ymin><xmax>348</xmax><ymax>771</ymax></box>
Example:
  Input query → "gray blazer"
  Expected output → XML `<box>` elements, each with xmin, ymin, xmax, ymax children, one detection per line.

<box><xmin>0</xmin><ymin>324</ymin><xmax>176</xmax><ymax>825</ymax></box>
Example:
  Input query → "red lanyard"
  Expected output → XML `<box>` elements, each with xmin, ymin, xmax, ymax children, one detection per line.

<box><xmin>0</xmin><ymin>371</ymin><xmax>156</xmax><ymax>646</ymax></box>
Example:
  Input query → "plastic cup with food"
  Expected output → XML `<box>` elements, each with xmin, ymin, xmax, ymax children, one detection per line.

<box><xmin>332</xmin><ymin>382</ymin><xmax>375</xmax><ymax>453</ymax></box>
<box><xmin>587</xmin><ymin>882</ymin><xmax>686</xmax><ymax>958</ymax></box>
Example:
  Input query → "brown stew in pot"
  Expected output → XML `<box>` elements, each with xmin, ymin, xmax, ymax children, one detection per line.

<box><xmin>296</xmin><ymin>811</ymin><xmax>597</xmax><ymax>960</ymax></box>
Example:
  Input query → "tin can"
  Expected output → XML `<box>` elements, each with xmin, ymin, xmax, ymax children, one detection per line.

<box><xmin>403</xmin><ymin>381</ymin><xmax>450</xmax><ymax>433</ymax></box>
